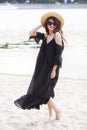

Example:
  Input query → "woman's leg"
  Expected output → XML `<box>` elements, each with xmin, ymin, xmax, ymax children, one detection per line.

<box><xmin>47</xmin><ymin>97</ymin><xmax>60</xmax><ymax>120</ymax></box>
<box><xmin>47</xmin><ymin>102</ymin><xmax>53</xmax><ymax>118</ymax></box>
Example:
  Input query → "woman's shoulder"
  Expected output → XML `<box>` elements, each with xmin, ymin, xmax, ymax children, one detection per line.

<box><xmin>54</xmin><ymin>32</ymin><xmax>61</xmax><ymax>39</ymax></box>
<box><xmin>54</xmin><ymin>32</ymin><xmax>62</xmax><ymax>46</ymax></box>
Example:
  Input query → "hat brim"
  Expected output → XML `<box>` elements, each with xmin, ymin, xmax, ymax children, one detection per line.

<box><xmin>41</xmin><ymin>12</ymin><xmax>64</xmax><ymax>28</ymax></box>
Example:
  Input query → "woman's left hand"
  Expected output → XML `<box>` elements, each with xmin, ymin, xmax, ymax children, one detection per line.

<box><xmin>50</xmin><ymin>70</ymin><xmax>56</xmax><ymax>79</ymax></box>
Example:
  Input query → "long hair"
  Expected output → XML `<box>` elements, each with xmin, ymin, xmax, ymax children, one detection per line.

<box><xmin>44</xmin><ymin>16</ymin><xmax>66</xmax><ymax>42</ymax></box>
<box><xmin>44</xmin><ymin>16</ymin><xmax>61</xmax><ymax>34</ymax></box>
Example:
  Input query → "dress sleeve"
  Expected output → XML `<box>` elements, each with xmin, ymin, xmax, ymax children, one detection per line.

<box><xmin>53</xmin><ymin>42</ymin><xmax>64</xmax><ymax>68</ymax></box>
<box><xmin>29</xmin><ymin>32</ymin><xmax>44</xmax><ymax>44</ymax></box>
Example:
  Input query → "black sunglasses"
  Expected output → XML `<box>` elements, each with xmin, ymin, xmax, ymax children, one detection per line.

<box><xmin>47</xmin><ymin>21</ymin><xmax>57</xmax><ymax>26</ymax></box>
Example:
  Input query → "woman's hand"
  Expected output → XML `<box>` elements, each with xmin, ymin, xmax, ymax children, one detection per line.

<box><xmin>28</xmin><ymin>24</ymin><xmax>42</xmax><ymax>36</ymax></box>
<box><xmin>50</xmin><ymin>70</ymin><xmax>56</xmax><ymax>79</ymax></box>
<box><xmin>50</xmin><ymin>65</ymin><xmax>57</xmax><ymax>79</ymax></box>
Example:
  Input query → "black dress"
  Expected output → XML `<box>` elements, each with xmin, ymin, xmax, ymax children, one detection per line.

<box><xmin>14</xmin><ymin>32</ymin><xmax>64</xmax><ymax>110</ymax></box>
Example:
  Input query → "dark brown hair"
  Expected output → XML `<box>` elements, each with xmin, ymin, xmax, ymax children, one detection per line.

<box><xmin>44</xmin><ymin>16</ymin><xmax>61</xmax><ymax>34</ymax></box>
<box><xmin>44</xmin><ymin>16</ymin><xmax>66</xmax><ymax>42</ymax></box>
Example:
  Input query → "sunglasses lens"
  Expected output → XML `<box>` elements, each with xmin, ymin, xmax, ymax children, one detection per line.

<box><xmin>53</xmin><ymin>22</ymin><xmax>57</xmax><ymax>26</ymax></box>
<box><xmin>47</xmin><ymin>21</ymin><xmax>52</xmax><ymax>25</ymax></box>
<box><xmin>47</xmin><ymin>21</ymin><xmax>56</xmax><ymax>26</ymax></box>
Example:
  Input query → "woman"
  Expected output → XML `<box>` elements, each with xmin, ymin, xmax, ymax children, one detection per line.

<box><xmin>14</xmin><ymin>12</ymin><xmax>65</xmax><ymax>120</ymax></box>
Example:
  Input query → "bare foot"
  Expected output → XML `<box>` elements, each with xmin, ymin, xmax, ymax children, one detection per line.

<box><xmin>56</xmin><ymin>111</ymin><xmax>60</xmax><ymax>120</ymax></box>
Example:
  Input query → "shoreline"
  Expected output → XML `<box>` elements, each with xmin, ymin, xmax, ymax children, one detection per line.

<box><xmin>17</xmin><ymin>3</ymin><xmax>87</xmax><ymax>9</ymax></box>
<box><xmin>0</xmin><ymin>3</ymin><xmax>87</xmax><ymax>9</ymax></box>
<box><xmin>0</xmin><ymin>72</ymin><xmax>87</xmax><ymax>81</ymax></box>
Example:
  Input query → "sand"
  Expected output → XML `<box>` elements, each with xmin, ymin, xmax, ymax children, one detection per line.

<box><xmin>0</xmin><ymin>74</ymin><xmax>87</xmax><ymax>130</ymax></box>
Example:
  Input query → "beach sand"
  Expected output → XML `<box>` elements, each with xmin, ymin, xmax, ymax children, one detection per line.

<box><xmin>0</xmin><ymin>74</ymin><xmax>87</xmax><ymax>130</ymax></box>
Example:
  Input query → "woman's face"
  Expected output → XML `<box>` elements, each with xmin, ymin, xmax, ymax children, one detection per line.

<box><xmin>47</xmin><ymin>19</ymin><xmax>56</xmax><ymax>32</ymax></box>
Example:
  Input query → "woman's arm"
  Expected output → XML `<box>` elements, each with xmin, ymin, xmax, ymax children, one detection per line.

<box><xmin>54</xmin><ymin>32</ymin><xmax>62</xmax><ymax>46</ymax></box>
<box><xmin>28</xmin><ymin>25</ymin><xmax>42</xmax><ymax>36</ymax></box>
<box><xmin>50</xmin><ymin>32</ymin><xmax>63</xmax><ymax>79</ymax></box>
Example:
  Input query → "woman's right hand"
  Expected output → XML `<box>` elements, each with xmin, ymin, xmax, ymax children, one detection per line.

<box><xmin>28</xmin><ymin>24</ymin><xmax>42</xmax><ymax>36</ymax></box>
<box><xmin>50</xmin><ymin>70</ymin><xmax>56</xmax><ymax>79</ymax></box>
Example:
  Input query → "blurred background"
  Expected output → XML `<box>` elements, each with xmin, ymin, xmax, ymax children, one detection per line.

<box><xmin>0</xmin><ymin>1</ymin><xmax>87</xmax><ymax>80</ymax></box>
<box><xmin>0</xmin><ymin>0</ymin><xmax>87</xmax><ymax>4</ymax></box>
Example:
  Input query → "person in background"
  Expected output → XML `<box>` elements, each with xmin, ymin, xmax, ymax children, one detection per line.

<box><xmin>14</xmin><ymin>12</ymin><xmax>65</xmax><ymax>120</ymax></box>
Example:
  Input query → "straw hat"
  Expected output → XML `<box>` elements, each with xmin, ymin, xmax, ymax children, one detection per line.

<box><xmin>41</xmin><ymin>12</ymin><xmax>64</xmax><ymax>28</ymax></box>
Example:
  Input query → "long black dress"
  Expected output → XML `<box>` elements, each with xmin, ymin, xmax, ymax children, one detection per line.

<box><xmin>14</xmin><ymin>32</ymin><xmax>64</xmax><ymax>110</ymax></box>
